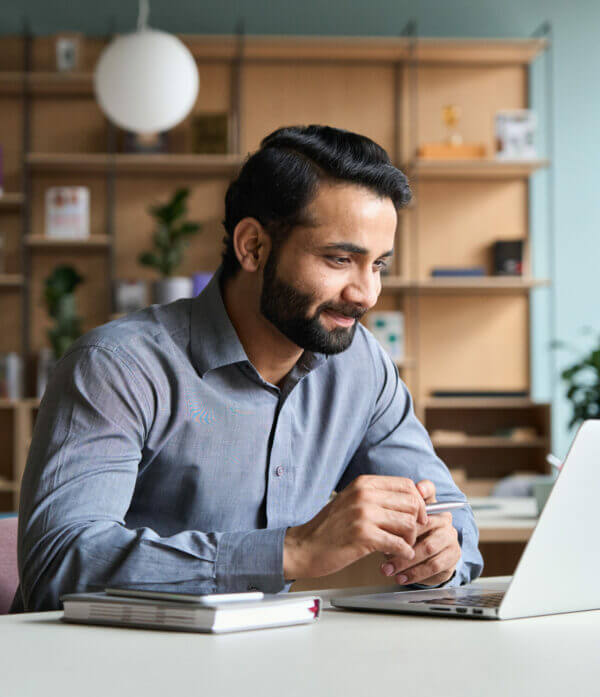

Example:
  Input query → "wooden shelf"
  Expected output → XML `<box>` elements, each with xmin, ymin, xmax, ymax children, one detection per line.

<box><xmin>383</xmin><ymin>277</ymin><xmax>550</xmax><ymax>294</ymax></box>
<box><xmin>183</xmin><ymin>35</ymin><xmax>547</xmax><ymax>65</ymax></box>
<box><xmin>0</xmin><ymin>274</ymin><xmax>24</xmax><ymax>288</ymax></box>
<box><xmin>0</xmin><ymin>193</ymin><xmax>24</xmax><ymax>209</ymax></box>
<box><xmin>432</xmin><ymin>436</ymin><xmax>549</xmax><ymax>448</ymax></box>
<box><xmin>26</xmin><ymin>235</ymin><xmax>111</xmax><ymax>249</ymax></box>
<box><xmin>424</xmin><ymin>397</ymin><xmax>540</xmax><ymax>409</ymax></box>
<box><xmin>0</xmin><ymin>71</ymin><xmax>24</xmax><ymax>95</ymax></box>
<box><xmin>26</xmin><ymin>153</ymin><xmax>244</xmax><ymax>177</ymax></box>
<box><xmin>410</xmin><ymin>158</ymin><xmax>549</xmax><ymax>179</ymax></box>
<box><xmin>0</xmin><ymin>478</ymin><xmax>18</xmax><ymax>493</ymax></box>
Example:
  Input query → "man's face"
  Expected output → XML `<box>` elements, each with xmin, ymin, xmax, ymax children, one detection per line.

<box><xmin>260</xmin><ymin>182</ymin><xmax>397</xmax><ymax>354</ymax></box>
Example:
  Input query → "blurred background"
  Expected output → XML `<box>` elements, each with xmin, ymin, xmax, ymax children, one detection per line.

<box><xmin>0</xmin><ymin>1</ymin><xmax>597</xmax><ymax>578</ymax></box>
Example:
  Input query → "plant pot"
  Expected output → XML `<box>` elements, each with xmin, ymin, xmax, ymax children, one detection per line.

<box><xmin>152</xmin><ymin>277</ymin><xmax>194</xmax><ymax>305</ymax></box>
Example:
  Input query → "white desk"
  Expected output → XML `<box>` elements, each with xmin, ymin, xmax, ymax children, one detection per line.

<box><xmin>1</xmin><ymin>578</ymin><xmax>598</xmax><ymax>697</ymax></box>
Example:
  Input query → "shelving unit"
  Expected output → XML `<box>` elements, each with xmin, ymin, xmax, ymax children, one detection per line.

<box><xmin>0</xmin><ymin>31</ymin><xmax>552</xmax><ymax>520</ymax></box>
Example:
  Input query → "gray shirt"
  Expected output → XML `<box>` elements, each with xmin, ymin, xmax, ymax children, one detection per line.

<box><xmin>13</xmin><ymin>270</ymin><xmax>483</xmax><ymax>611</ymax></box>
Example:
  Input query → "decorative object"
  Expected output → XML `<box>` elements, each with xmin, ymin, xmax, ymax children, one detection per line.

<box><xmin>55</xmin><ymin>34</ymin><xmax>83</xmax><ymax>72</ymax></box>
<box><xmin>492</xmin><ymin>240</ymin><xmax>523</xmax><ymax>276</ymax></box>
<box><xmin>122</xmin><ymin>130</ymin><xmax>168</xmax><ymax>154</ymax></box>
<box><xmin>418</xmin><ymin>104</ymin><xmax>486</xmax><ymax>159</ymax></box>
<box><xmin>94</xmin><ymin>0</ymin><xmax>199</xmax><ymax>134</ymax></box>
<box><xmin>495</xmin><ymin>109</ymin><xmax>537</xmax><ymax>160</ymax></box>
<box><xmin>113</xmin><ymin>280</ymin><xmax>148</xmax><ymax>314</ymax></box>
<box><xmin>191</xmin><ymin>113</ymin><xmax>230</xmax><ymax>154</ymax></box>
<box><xmin>45</xmin><ymin>187</ymin><xmax>90</xmax><ymax>239</ymax></box>
<box><xmin>553</xmin><ymin>328</ymin><xmax>600</xmax><ymax>429</ymax></box>
<box><xmin>192</xmin><ymin>272</ymin><xmax>213</xmax><ymax>296</ymax></box>
<box><xmin>138</xmin><ymin>188</ymin><xmax>201</xmax><ymax>304</ymax></box>
<box><xmin>43</xmin><ymin>265</ymin><xmax>84</xmax><ymax>360</ymax></box>
<box><xmin>0</xmin><ymin>353</ymin><xmax>22</xmax><ymax>400</ymax></box>
<box><xmin>366</xmin><ymin>311</ymin><xmax>404</xmax><ymax>361</ymax></box>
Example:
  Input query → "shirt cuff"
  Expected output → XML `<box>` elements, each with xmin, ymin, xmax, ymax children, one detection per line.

<box><xmin>215</xmin><ymin>527</ymin><xmax>287</xmax><ymax>593</ymax></box>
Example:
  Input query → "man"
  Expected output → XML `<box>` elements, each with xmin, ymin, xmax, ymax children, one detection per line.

<box><xmin>12</xmin><ymin>125</ymin><xmax>482</xmax><ymax>612</ymax></box>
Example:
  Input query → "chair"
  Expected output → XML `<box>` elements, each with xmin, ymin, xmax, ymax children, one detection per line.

<box><xmin>0</xmin><ymin>516</ymin><xmax>18</xmax><ymax>614</ymax></box>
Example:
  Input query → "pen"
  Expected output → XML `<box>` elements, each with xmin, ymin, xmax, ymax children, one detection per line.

<box><xmin>425</xmin><ymin>501</ymin><xmax>468</xmax><ymax>515</ymax></box>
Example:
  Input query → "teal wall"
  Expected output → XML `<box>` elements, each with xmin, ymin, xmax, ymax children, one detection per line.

<box><xmin>2</xmin><ymin>1</ymin><xmax>597</xmax><ymax>457</ymax></box>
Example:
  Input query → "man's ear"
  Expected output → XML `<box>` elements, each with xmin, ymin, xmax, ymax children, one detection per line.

<box><xmin>232</xmin><ymin>217</ymin><xmax>271</xmax><ymax>273</ymax></box>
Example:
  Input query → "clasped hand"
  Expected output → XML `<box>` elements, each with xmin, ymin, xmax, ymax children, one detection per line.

<box><xmin>283</xmin><ymin>475</ymin><xmax>461</xmax><ymax>585</ymax></box>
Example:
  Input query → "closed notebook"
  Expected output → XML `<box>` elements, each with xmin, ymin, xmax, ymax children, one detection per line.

<box><xmin>60</xmin><ymin>592</ymin><xmax>322</xmax><ymax>634</ymax></box>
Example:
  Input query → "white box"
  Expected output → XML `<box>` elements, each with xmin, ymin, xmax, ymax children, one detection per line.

<box><xmin>45</xmin><ymin>187</ymin><xmax>90</xmax><ymax>239</ymax></box>
<box><xmin>495</xmin><ymin>110</ymin><xmax>537</xmax><ymax>160</ymax></box>
<box><xmin>366</xmin><ymin>311</ymin><xmax>405</xmax><ymax>361</ymax></box>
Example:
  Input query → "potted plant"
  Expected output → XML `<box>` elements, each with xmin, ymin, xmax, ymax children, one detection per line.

<box><xmin>553</xmin><ymin>328</ymin><xmax>600</xmax><ymax>428</ymax></box>
<box><xmin>38</xmin><ymin>265</ymin><xmax>84</xmax><ymax>397</ymax></box>
<box><xmin>138</xmin><ymin>187</ymin><xmax>202</xmax><ymax>304</ymax></box>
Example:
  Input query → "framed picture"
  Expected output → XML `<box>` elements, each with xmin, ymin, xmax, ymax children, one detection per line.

<box><xmin>495</xmin><ymin>110</ymin><xmax>537</xmax><ymax>160</ymax></box>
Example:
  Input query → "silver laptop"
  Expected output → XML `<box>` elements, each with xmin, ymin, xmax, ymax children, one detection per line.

<box><xmin>332</xmin><ymin>419</ymin><xmax>600</xmax><ymax>620</ymax></box>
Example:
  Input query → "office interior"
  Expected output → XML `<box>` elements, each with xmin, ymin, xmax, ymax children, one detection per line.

<box><xmin>0</xmin><ymin>0</ymin><xmax>595</xmax><ymax>596</ymax></box>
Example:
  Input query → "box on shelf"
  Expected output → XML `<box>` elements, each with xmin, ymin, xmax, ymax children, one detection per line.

<box><xmin>55</xmin><ymin>33</ymin><xmax>83</xmax><ymax>72</ymax></box>
<box><xmin>492</xmin><ymin>240</ymin><xmax>524</xmax><ymax>276</ymax></box>
<box><xmin>191</xmin><ymin>113</ymin><xmax>230</xmax><ymax>154</ymax></box>
<box><xmin>113</xmin><ymin>280</ymin><xmax>148</xmax><ymax>315</ymax></box>
<box><xmin>45</xmin><ymin>187</ymin><xmax>90</xmax><ymax>239</ymax></box>
<box><xmin>495</xmin><ymin>110</ymin><xmax>537</xmax><ymax>160</ymax></box>
<box><xmin>366</xmin><ymin>311</ymin><xmax>404</xmax><ymax>361</ymax></box>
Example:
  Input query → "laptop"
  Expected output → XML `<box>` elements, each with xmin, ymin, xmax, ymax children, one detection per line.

<box><xmin>332</xmin><ymin>419</ymin><xmax>600</xmax><ymax>620</ymax></box>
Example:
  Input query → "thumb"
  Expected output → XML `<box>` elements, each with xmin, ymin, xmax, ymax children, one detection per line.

<box><xmin>416</xmin><ymin>479</ymin><xmax>436</xmax><ymax>503</ymax></box>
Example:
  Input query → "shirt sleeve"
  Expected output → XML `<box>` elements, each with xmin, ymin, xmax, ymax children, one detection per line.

<box><xmin>335</xmin><ymin>341</ymin><xmax>484</xmax><ymax>588</ymax></box>
<box><xmin>17</xmin><ymin>345</ymin><xmax>286</xmax><ymax>612</ymax></box>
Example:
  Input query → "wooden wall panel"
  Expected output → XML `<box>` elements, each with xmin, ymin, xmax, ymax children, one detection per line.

<box><xmin>418</xmin><ymin>294</ymin><xmax>529</xmax><ymax>397</ymax></box>
<box><xmin>31</xmin><ymin>97</ymin><xmax>107</xmax><ymax>153</ymax></box>
<box><xmin>114</xmin><ymin>177</ymin><xmax>231</xmax><ymax>282</ymax></box>
<box><xmin>0</xmin><ymin>97</ymin><xmax>23</xmax><ymax>191</ymax></box>
<box><xmin>1</xmin><ymin>211</ymin><xmax>22</xmax><ymax>274</ymax></box>
<box><xmin>240</xmin><ymin>63</ymin><xmax>396</xmax><ymax>154</ymax></box>
<box><xmin>0</xmin><ymin>293</ymin><xmax>22</xmax><ymax>353</ymax></box>
<box><xmin>416</xmin><ymin>179</ymin><xmax>528</xmax><ymax>278</ymax></box>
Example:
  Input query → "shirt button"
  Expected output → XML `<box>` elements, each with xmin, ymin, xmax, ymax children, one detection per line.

<box><xmin>275</xmin><ymin>465</ymin><xmax>284</xmax><ymax>477</ymax></box>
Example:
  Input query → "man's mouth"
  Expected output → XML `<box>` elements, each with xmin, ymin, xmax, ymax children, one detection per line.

<box><xmin>321</xmin><ymin>309</ymin><xmax>357</xmax><ymax>328</ymax></box>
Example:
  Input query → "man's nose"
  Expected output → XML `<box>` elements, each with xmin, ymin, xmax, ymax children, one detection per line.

<box><xmin>343</xmin><ymin>270</ymin><xmax>380</xmax><ymax>309</ymax></box>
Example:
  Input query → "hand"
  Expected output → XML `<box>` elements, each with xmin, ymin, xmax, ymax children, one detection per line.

<box><xmin>283</xmin><ymin>475</ymin><xmax>428</xmax><ymax>581</ymax></box>
<box><xmin>380</xmin><ymin>480</ymin><xmax>461</xmax><ymax>586</ymax></box>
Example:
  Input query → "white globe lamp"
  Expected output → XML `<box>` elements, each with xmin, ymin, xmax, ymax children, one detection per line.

<box><xmin>94</xmin><ymin>1</ymin><xmax>199</xmax><ymax>134</ymax></box>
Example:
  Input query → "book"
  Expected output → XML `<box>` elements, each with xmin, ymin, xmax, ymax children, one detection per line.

<box><xmin>45</xmin><ymin>186</ymin><xmax>90</xmax><ymax>239</ymax></box>
<box><xmin>61</xmin><ymin>591</ymin><xmax>322</xmax><ymax>634</ymax></box>
<box><xmin>431</xmin><ymin>267</ymin><xmax>486</xmax><ymax>277</ymax></box>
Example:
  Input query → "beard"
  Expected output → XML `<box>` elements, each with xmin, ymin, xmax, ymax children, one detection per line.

<box><xmin>259</xmin><ymin>251</ymin><xmax>365</xmax><ymax>355</ymax></box>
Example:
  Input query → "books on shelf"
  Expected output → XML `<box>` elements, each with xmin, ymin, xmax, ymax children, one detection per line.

<box><xmin>61</xmin><ymin>590</ymin><xmax>322</xmax><ymax>634</ymax></box>
<box><xmin>45</xmin><ymin>186</ymin><xmax>90</xmax><ymax>239</ymax></box>
<box><xmin>431</xmin><ymin>267</ymin><xmax>486</xmax><ymax>277</ymax></box>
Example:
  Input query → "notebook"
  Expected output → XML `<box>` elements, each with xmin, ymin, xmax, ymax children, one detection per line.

<box><xmin>61</xmin><ymin>590</ymin><xmax>321</xmax><ymax>634</ymax></box>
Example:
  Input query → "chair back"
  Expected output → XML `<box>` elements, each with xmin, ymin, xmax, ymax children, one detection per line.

<box><xmin>0</xmin><ymin>516</ymin><xmax>18</xmax><ymax>614</ymax></box>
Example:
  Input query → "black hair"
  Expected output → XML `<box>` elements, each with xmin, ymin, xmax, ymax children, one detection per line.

<box><xmin>221</xmin><ymin>124</ymin><xmax>412</xmax><ymax>280</ymax></box>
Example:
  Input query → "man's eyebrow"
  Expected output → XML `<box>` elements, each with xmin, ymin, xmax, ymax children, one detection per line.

<box><xmin>319</xmin><ymin>242</ymin><xmax>394</xmax><ymax>258</ymax></box>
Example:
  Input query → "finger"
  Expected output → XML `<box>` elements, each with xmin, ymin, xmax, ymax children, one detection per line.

<box><xmin>355</xmin><ymin>476</ymin><xmax>428</xmax><ymax>526</ymax></box>
<box><xmin>394</xmin><ymin>546</ymin><xmax>460</xmax><ymax>585</ymax></box>
<box><xmin>384</xmin><ymin>524</ymin><xmax>456</xmax><ymax>574</ymax></box>
<box><xmin>416</xmin><ymin>479</ymin><xmax>436</xmax><ymax>503</ymax></box>
<box><xmin>415</xmin><ymin>511</ymin><xmax>452</xmax><ymax>537</ymax></box>
<box><xmin>374</xmin><ymin>490</ymin><xmax>428</xmax><ymax>523</ymax></box>
<box><xmin>373</xmin><ymin>527</ymin><xmax>416</xmax><ymax>561</ymax></box>
<box><xmin>375</xmin><ymin>508</ymin><xmax>419</xmax><ymax>547</ymax></box>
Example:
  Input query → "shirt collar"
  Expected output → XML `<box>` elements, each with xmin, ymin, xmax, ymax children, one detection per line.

<box><xmin>190</xmin><ymin>266</ymin><xmax>328</xmax><ymax>379</ymax></box>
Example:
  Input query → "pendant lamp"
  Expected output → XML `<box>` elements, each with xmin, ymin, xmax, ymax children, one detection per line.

<box><xmin>94</xmin><ymin>0</ymin><xmax>199</xmax><ymax>134</ymax></box>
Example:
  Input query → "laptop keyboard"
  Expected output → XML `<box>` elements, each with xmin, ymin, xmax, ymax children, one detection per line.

<box><xmin>410</xmin><ymin>592</ymin><xmax>505</xmax><ymax>608</ymax></box>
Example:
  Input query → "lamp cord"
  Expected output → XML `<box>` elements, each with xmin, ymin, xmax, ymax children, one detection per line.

<box><xmin>137</xmin><ymin>0</ymin><xmax>150</xmax><ymax>32</ymax></box>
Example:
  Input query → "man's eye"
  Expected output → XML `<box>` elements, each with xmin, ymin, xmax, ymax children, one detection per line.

<box><xmin>327</xmin><ymin>256</ymin><xmax>350</xmax><ymax>266</ymax></box>
<box><xmin>374</xmin><ymin>260</ymin><xmax>389</xmax><ymax>271</ymax></box>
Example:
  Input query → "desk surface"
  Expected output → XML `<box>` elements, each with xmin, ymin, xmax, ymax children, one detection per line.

<box><xmin>471</xmin><ymin>496</ymin><xmax>537</xmax><ymax>542</ymax></box>
<box><xmin>1</xmin><ymin>578</ymin><xmax>598</xmax><ymax>697</ymax></box>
